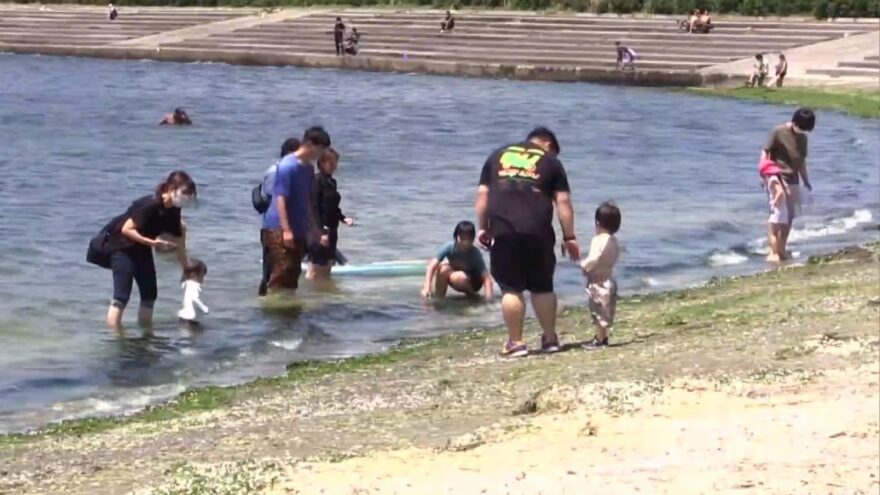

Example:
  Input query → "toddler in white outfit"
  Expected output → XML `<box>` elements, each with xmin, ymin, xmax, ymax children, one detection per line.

<box><xmin>581</xmin><ymin>202</ymin><xmax>621</xmax><ymax>349</ymax></box>
<box><xmin>178</xmin><ymin>259</ymin><xmax>209</xmax><ymax>323</ymax></box>
<box><xmin>759</xmin><ymin>160</ymin><xmax>790</xmax><ymax>263</ymax></box>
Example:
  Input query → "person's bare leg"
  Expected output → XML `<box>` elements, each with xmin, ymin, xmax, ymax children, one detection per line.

<box><xmin>434</xmin><ymin>264</ymin><xmax>453</xmax><ymax>299</ymax></box>
<box><xmin>773</xmin><ymin>225</ymin><xmax>786</xmax><ymax>262</ymax></box>
<box><xmin>594</xmin><ymin>322</ymin><xmax>609</xmax><ymax>344</ymax></box>
<box><xmin>502</xmin><ymin>292</ymin><xmax>526</xmax><ymax>342</ymax></box>
<box><xmin>448</xmin><ymin>271</ymin><xmax>477</xmax><ymax>296</ymax></box>
<box><xmin>531</xmin><ymin>292</ymin><xmax>558</xmax><ymax>339</ymax></box>
<box><xmin>779</xmin><ymin>223</ymin><xmax>792</xmax><ymax>260</ymax></box>
<box><xmin>137</xmin><ymin>305</ymin><xmax>153</xmax><ymax>328</ymax></box>
<box><xmin>766</xmin><ymin>222</ymin><xmax>780</xmax><ymax>262</ymax></box>
<box><xmin>106</xmin><ymin>304</ymin><xmax>123</xmax><ymax>329</ymax></box>
<box><xmin>308</xmin><ymin>263</ymin><xmax>333</xmax><ymax>281</ymax></box>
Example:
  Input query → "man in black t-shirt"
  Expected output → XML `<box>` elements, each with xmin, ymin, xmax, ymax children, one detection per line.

<box><xmin>334</xmin><ymin>17</ymin><xmax>345</xmax><ymax>56</ymax></box>
<box><xmin>476</xmin><ymin>127</ymin><xmax>580</xmax><ymax>358</ymax></box>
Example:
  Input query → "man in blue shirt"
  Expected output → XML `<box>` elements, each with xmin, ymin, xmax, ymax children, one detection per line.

<box><xmin>262</xmin><ymin>127</ymin><xmax>331</xmax><ymax>293</ymax></box>
<box><xmin>257</xmin><ymin>137</ymin><xmax>300</xmax><ymax>296</ymax></box>
<box><xmin>421</xmin><ymin>221</ymin><xmax>494</xmax><ymax>301</ymax></box>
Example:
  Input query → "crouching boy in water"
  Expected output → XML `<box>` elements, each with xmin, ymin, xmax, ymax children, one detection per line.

<box><xmin>421</xmin><ymin>221</ymin><xmax>494</xmax><ymax>301</ymax></box>
<box><xmin>581</xmin><ymin>202</ymin><xmax>621</xmax><ymax>348</ymax></box>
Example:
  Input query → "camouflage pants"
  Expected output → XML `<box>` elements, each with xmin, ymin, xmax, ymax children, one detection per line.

<box><xmin>586</xmin><ymin>277</ymin><xmax>618</xmax><ymax>330</ymax></box>
<box><xmin>261</xmin><ymin>230</ymin><xmax>306</xmax><ymax>292</ymax></box>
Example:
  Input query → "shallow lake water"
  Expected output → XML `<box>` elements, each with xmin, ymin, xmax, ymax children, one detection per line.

<box><xmin>0</xmin><ymin>53</ymin><xmax>877</xmax><ymax>432</ymax></box>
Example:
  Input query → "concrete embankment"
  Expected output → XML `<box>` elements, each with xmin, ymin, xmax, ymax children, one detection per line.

<box><xmin>1</xmin><ymin>5</ymin><xmax>877</xmax><ymax>86</ymax></box>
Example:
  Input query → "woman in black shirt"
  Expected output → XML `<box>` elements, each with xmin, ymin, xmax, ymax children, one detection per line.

<box><xmin>307</xmin><ymin>148</ymin><xmax>354</xmax><ymax>281</ymax></box>
<box><xmin>104</xmin><ymin>171</ymin><xmax>196</xmax><ymax>329</ymax></box>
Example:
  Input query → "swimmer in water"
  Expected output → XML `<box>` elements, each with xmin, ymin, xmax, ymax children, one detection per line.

<box><xmin>160</xmin><ymin>108</ymin><xmax>192</xmax><ymax>126</ymax></box>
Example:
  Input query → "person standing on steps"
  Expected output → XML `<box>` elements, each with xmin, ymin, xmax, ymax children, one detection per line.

<box><xmin>476</xmin><ymin>127</ymin><xmax>580</xmax><ymax>358</ymax></box>
<box><xmin>334</xmin><ymin>17</ymin><xmax>346</xmax><ymax>56</ymax></box>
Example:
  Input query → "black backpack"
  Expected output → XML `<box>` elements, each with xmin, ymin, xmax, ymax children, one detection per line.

<box><xmin>252</xmin><ymin>183</ymin><xmax>271</xmax><ymax>214</ymax></box>
<box><xmin>252</xmin><ymin>164</ymin><xmax>277</xmax><ymax>214</ymax></box>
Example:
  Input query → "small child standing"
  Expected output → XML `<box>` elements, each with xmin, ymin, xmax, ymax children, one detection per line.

<box><xmin>759</xmin><ymin>159</ymin><xmax>789</xmax><ymax>263</ymax></box>
<box><xmin>178</xmin><ymin>259</ymin><xmax>209</xmax><ymax>323</ymax></box>
<box><xmin>581</xmin><ymin>202</ymin><xmax>621</xmax><ymax>349</ymax></box>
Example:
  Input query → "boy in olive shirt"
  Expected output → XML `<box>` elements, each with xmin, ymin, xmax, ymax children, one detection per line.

<box><xmin>761</xmin><ymin>108</ymin><xmax>816</xmax><ymax>260</ymax></box>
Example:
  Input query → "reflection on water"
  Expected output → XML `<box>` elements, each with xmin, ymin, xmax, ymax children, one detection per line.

<box><xmin>0</xmin><ymin>54</ymin><xmax>877</xmax><ymax>432</ymax></box>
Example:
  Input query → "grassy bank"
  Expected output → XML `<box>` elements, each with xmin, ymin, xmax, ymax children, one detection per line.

<box><xmin>688</xmin><ymin>86</ymin><xmax>880</xmax><ymax>119</ymax></box>
<box><xmin>1</xmin><ymin>244</ymin><xmax>878</xmax><ymax>494</ymax></box>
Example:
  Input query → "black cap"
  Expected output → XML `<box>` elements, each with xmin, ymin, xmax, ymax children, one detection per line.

<box><xmin>527</xmin><ymin>126</ymin><xmax>560</xmax><ymax>155</ymax></box>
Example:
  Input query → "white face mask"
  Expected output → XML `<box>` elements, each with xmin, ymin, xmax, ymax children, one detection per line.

<box><xmin>791</xmin><ymin>124</ymin><xmax>808</xmax><ymax>135</ymax></box>
<box><xmin>171</xmin><ymin>188</ymin><xmax>193</xmax><ymax>208</ymax></box>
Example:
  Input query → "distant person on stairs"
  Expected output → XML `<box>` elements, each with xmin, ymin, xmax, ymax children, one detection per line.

<box><xmin>334</xmin><ymin>17</ymin><xmax>345</xmax><ymax>56</ymax></box>
<box><xmin>615</xmin><ymin>41</ymin><xmax>636</xmax><ymax>71</ymax></box>
<box><xmin>768</xmin><ymin>54</ymin><xmax>788</xmax><ymax>87</ymax></box>
<box><xmin>441</xmin><ymin>11</ymin><xmax>456</xmax><ymax>33</ymax></box>
<box><xmin>747</xmin><ymin>54</ymin><xmax>769</xmax><ymax>87</ymax></box>
<box><xmin>108</xmin><ymin>3</ymin><xmax>118</xmax><ymax>21</ymax></box>
<box><xmin>344</xmin><ymin>28</ymin><xmax>361</xmax><ymax>56</ymax></box>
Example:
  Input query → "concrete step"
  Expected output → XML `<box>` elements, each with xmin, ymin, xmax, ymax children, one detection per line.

<box><xmin>806</xmin><ymin>67</ymin><xmax>880</xmax><ymax>77</ymax></box>
<box><xmin>838</xmin><ymin>60</ymin><xmax>880</xmax><ymax>69</ymax></box>
<box><xmin>282</xmin><ymin>18</ymin><xmax>862</xmax><ymax>38</ymax></box>
<box><xmin>0</xmin><ymin>11</ymin><xmax>243</xmax><ymax>20</ymax></box>
<box><xmin>168</xmin><ymin>41</ymin><xmax>707</xmax><ymax>69</ymax></box>
<box><xmin>866</xmin><ymin>55</ymin><xmax>880</xmax><ymax>61</ymax></box>
<box><xmin>310</xmin><ymin>12</ymin><xmax>874</xmax><ymax>29</ymax></box>
<box><xmin>190</xmin><ymin>35</ymin><xmax>750</xmax><ymax>60</ymax></box>
<box><xmin>0</xmin><ymin>36</ymin><xmax>115</xmax><ymax>46</ymax></box>
<box><xmin>0</xmin><ymin>19</ymin><xmax>229</xmax><ymax>29</ymax></box>
<box><xmin>286</xmin><ymin>18</ymin><xmax>868</xmax><ymax>38</ymax></box>
<box><xmin>0</xmin><ymin>24</ymin><xmax>189</xmax><ymax>33</ymax></box>
<box><xmin>221</xmin><ymin>27</ymin><xmax>813</xmax><ymax>47</ymax></box>
<box><xmin>240</xmin><ymin>25</ymin><xmax>830</xmax><ymax>45</ymax></box>
<box><xmin>171</xmin><ymin>37</ymin><xmax>731</xmax><ymax>63</ymax></box>
<box><xmin>201</xmin><ymin>33</ymin><xmax>766</xmax><ymax>53</ymax></box>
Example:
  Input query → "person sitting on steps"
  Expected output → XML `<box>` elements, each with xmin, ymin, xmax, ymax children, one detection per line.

<box><xmin>693</xmin><ymin>9</ymin><xmax>714</xmax><ymax>33</ymax></box>
<box><xmin>344</xmin><ymin>28</ymin><xmax>361</xmax><ymax>56</ymax></box>
<box><xmin>441</xmin><ymin>11</ymin><xmax>456</xmax><ymax>33</ymax></box>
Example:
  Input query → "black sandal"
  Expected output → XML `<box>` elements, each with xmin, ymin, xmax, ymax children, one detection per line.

<box><xmin>582</xmin><ymin>336</ymin><xmax>609</xmax><ymax>349</ymax></box>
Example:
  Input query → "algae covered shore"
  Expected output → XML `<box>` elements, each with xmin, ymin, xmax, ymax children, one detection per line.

<box><xmin>1</xmin><ymin>244</ymin><xmax>878</xmax><ymax>494</ymax></box>
<box><xmin>688</xmin><ymin>86</ymin><xmax>880</xmax><ymax>119</ymax></box>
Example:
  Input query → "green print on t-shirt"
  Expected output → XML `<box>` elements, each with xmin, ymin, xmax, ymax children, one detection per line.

<box><xmin>498</xmin><ymin>146</ymin><xmax>543</xmax><ymax>181</ymax></box>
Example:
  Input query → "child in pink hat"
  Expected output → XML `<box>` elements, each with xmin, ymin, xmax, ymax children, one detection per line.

<box><xmin>760</xmin><ymin>159</ymin><xmax>789</xmax><ymax>262</ymax></box>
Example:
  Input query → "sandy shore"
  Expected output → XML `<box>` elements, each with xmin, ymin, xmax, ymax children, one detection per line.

<box><xmin>270</xmin><ymin>366</ymin><xmax>879</xmax><ymax>495</ymax></box>
<box><xmin>1</xmin><ymin>244</ymin><xmax>878</xmax><ymax>494</ymax></box>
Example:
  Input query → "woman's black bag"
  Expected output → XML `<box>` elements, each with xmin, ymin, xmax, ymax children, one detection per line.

<box><xmin>86</xmin><ymin>215</ymin><xmax>123</xmax><ymax>269</ymax></box>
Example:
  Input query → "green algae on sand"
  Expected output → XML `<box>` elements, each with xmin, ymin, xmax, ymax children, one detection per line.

<box><xmin>686</xmin><ymin>87</ymin><xmax>880</xmax><ymax>119</ymax></box>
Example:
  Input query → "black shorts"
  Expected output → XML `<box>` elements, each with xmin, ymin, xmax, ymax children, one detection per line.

<box><xmin>308</xmin><ymin>229</ymin><xmax>339</xmax><ymax>267</ymax></box>
<box><xmin>466</xmin><ymin>271</ymin><xmax>483</xmax><ymax>292</ymax></box>
<box><xmin>490</xmin><ymin>234</ymin><xmax>556</xmax><ymax>294</ymax></box>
